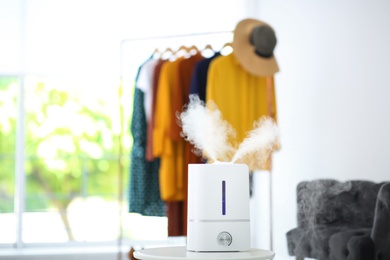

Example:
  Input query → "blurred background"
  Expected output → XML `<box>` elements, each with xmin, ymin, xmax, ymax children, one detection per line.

<box><xmin>1</xmin><ymin>0</ymin><xmax>390</xmax><ymax>259</ymax></box>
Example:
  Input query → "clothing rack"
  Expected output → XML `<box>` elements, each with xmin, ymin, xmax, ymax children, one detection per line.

<box><xmin>118</xmin><ymin>30</ymin><xmax>234</xmax><ymax>260</ymax></box>
<box><xmin>120</xmin><ymin>30</ymin><xmax>233</xmax><ymax>84</ymax></box>
<box><xmin>118</xmin><ymin>30</ymin><xmax>275</xmax><ymax>259</ymax></box>
<box><xmin>121</xmin><ymin>30</ymin><xmax>233</xmax><ymax>43</ymax></box>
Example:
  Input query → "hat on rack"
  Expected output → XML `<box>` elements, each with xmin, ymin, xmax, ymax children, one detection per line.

<box><xmin>232</xmin><ymin>18</ymin><xmax>279</xmax><ymax>77</ymax></box>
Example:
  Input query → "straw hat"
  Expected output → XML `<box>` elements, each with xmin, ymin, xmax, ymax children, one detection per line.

<box><xmin>232</xmin><ymin>18</ymin><xmax>279</xmax><ymax>77</ymax></box>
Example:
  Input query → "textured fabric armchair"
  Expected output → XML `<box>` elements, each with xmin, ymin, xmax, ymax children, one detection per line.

<box><xmin>286</xmin><ymin>179</ymin><xmax>390</xmax><ymax>260</ymax></box>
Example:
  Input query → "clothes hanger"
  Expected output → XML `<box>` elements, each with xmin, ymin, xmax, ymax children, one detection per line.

<box><xmin>178</xmin><ymin>45</ymin><xmax>191</xmax><ymax>52</ymax></box>
<box><xmin>161</xmin><ymin>47</ymin><xmax>175</xmax><ymax>60</ymax></box>
<box><xmin>165</xmin><ymin>47</ymin><xmax>174</xmax><ymax>53</ymax></box>
<box><xmin>220</xmin><ymin>42</ymin><xmax>233</xmax><ymax>56</ymax></box>
<box><xmin>176</xmin><ymin>45</ymin><xmax>191</xmax><ymax>58</ymax></box>
<box><xmin>203</xmin><ymin>44</ymin><xmax>214</xmax><ymax>51</ymax></box>
<box><xmin>201</xmin><ymin>44</ymin><xmax>215</xmax><ymax>58</ymax></box>
<box><xmin>152</xmin><ymin>48</ymin><xmax>161</xmax><ymax>59</ymax></box>
<box><xmin>189</xmin><ymin>45</ymin><xmax>199</xmax><ymax>55</ymax></box>
<box><xmin>222</xmin><ymin>42</ymin><xmax>232</xmax><ymax>49</ymax></box>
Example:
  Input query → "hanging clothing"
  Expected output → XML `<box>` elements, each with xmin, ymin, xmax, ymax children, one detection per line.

<box><xmin>189</xmin><ymin>52</ymin><xmax>221</xmax><ymax>101</ymax></box>
<box><xmin>206</xmin><ymin>52</ymin><xmax>277</xmax><ymax>171</ymax></box>
<box><xmin>169</xmin><ymin>53</ymin><xmax>204</xmax><ymax>141</ymax></box>
<box><xmin>166</xmin><ymin>201</ymin><xmax>184</xmax><ymax>236</ymax></box>
<box><xmin>176</xmin><ymin>53</ymin><xmax>205</xmax><ymax>235</ymax></box>
<box><xmin>153</xmin><ymin>57</ymin><xmax>186</xmax><ymax>202</ymax></box>
<box><xmin>137</xmin><ymin>58</ymin><xmax>159</xmax><ymax>121</ymax></box>
<box><xmin>129</xmin><ymin>60</ymin><xmax>165</xmax><ymax>217</ymax></box>
<box><xmin>152</xmin><ymin>54</ymin><xmax>205</xmax><ymax>202</ymax></box>
<box><xmin>152</xmin><ymin>53</ymin><xmax>205</xmax><ymax>236</ymax></box>
<box><xmin>146</xmin><ymin>59</ymin><xmax>167</xmax><ymax>162</ymax></box>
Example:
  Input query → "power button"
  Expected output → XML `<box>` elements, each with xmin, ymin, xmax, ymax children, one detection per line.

<box><xmin>217</xmin><ymin>231</ymin><xmax>232</xmax><ymax>246</ymax></box>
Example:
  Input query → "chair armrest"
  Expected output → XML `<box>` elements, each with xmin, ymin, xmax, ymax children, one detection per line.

<box><xmin>371</xmin><ymin>182</ymin><xmax>390</xmax><ymax>259</ymax></box>
<box><xmin>329</xmin><ymin>229</ymin><xmax>374</xmax><ymax>260</ymax></box>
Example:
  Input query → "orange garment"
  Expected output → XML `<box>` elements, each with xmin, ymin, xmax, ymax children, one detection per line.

<box><xmin>206</xmin><ymin>53</ymin><xmax>277</xmax><ymax>170</ymax></box>
<box><xmin>153</xmin><ymin>53</ymin><xmax>205</xmax><ymax>236</ymax></box>
<box><xmin>153</xmin><ymin>58</ymin><xmax>185</xmax><ymax>202</ymax></box>
<box><xmin>175</xmin><ymin>53</ymin><xmax>205</xmax><ymax>235</ymax></box>
<box><xmin>169</xmin><ymin>53</ymin><xmax>204</xmax><ymax>141</ymax></box>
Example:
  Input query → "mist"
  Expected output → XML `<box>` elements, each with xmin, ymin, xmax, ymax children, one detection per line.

<box><xmin>231</xmin><ymin>116</ymin><xmax>280</xmax><ymax>168</ymax></box>
<box><xmin>179</xmin><ymin>94</ymin><xmax>236</xmax><ymax>162</ymax></box>
<box><xmin>179</xmin><ymin>94</ymin><xmax>280</xmax><ymax>168</ymax></box>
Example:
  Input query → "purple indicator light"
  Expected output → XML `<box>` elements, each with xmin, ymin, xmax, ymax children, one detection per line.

<box><xmin>222</xmin><ymin>180</ymin><xmax>226</xmax><ymax>215</ymax></box>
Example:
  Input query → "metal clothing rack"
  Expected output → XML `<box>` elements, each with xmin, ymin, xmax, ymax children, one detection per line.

<box><xmin>117</xmin><ymin>30</ymin><xmax>234</xmax><ymax>260</ymax></box>
<box><xmin>119</xmin><ymin>30</ymin><xmax>233</xmax><ymax>84</ymax></box>
<box><xmin>118</xmin><ymin>29</ymin><xmax>275</xmax><ymax>259</ymax></box>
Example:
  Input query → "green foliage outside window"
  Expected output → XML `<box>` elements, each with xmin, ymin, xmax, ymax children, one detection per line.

<box><xmin>0</xmin><ymin>77</ymin><xmax>17</xmax><ymax>213</ymax></box>
<box><xmin>0</xmin><ymin>76</ymin><xmax>132</xmax><ymax>241</ymax></box>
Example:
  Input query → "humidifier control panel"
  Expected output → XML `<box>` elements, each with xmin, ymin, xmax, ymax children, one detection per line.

<box><xmin>217</xmin><ymin>232</ymin><xmax>232</xmax><ymax>246</ymax></box>
<box><xmin>187</xmin><ymin>163</ymin><xmax>250</xmax><ymax>252</ymax></box>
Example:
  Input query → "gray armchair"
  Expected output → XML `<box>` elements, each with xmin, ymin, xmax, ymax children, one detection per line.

<box><xmin>286</xmin><ymin>179</ymin><xmax>390</xmax><ymax>260</ymax></box>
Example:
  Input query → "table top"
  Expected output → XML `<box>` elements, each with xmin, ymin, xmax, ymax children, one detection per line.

<box><xmin>133</xmin><ymin>246</ymin><xmax>275</xmax><ymax>260</ymax></box>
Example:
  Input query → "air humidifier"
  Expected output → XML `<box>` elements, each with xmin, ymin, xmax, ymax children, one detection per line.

<box><xmin>187</xmin><ymin>162</ymin><xmax>250</xmax><ymax>252</ymax></box>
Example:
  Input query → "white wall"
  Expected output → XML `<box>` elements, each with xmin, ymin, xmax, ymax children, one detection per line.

<box><xmin>251</xmin><ymin>0</ymin><xmax>390</xmax><ymax>259</ymax></box>
<box><xmin>4</xmin><ymin>0</ymin><xmax>390</xmax><ymax>259</ymax></box>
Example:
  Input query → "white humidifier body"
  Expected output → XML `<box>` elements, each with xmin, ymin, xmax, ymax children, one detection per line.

<box><xmin>187</xmin><ymin>162</ymin><xmax>250</xmax><ymax>252</ymax></box>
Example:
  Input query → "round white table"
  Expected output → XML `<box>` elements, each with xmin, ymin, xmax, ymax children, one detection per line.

<box><xmin>133</xmin><ymin>246</ymin><xmax>275</xmax><ymax>260</ymax></box>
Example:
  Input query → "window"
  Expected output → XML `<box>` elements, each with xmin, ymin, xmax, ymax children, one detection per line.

<box><xmin>22</xmin><ymin>75</ymin><xmax>132</xmax><ymax>243</ymax></box>
<box><xmin>0</xmin><ymin>76</ymin><xmax>18</xmax><ymax>244</ymax></box>
<box><xmin>0</xmin><ymin>75</ymin><xmax>169</xmax><ymax>246</ymax></box>
<box><xmin>0</xmin><ymin>0</ymin><xmax>171</xmax><ymax>247</ymax></box>
<box><xmin>0</xmin><ymin>0</ymin><xmax>248</xmax><ymax>251</ymax></box>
